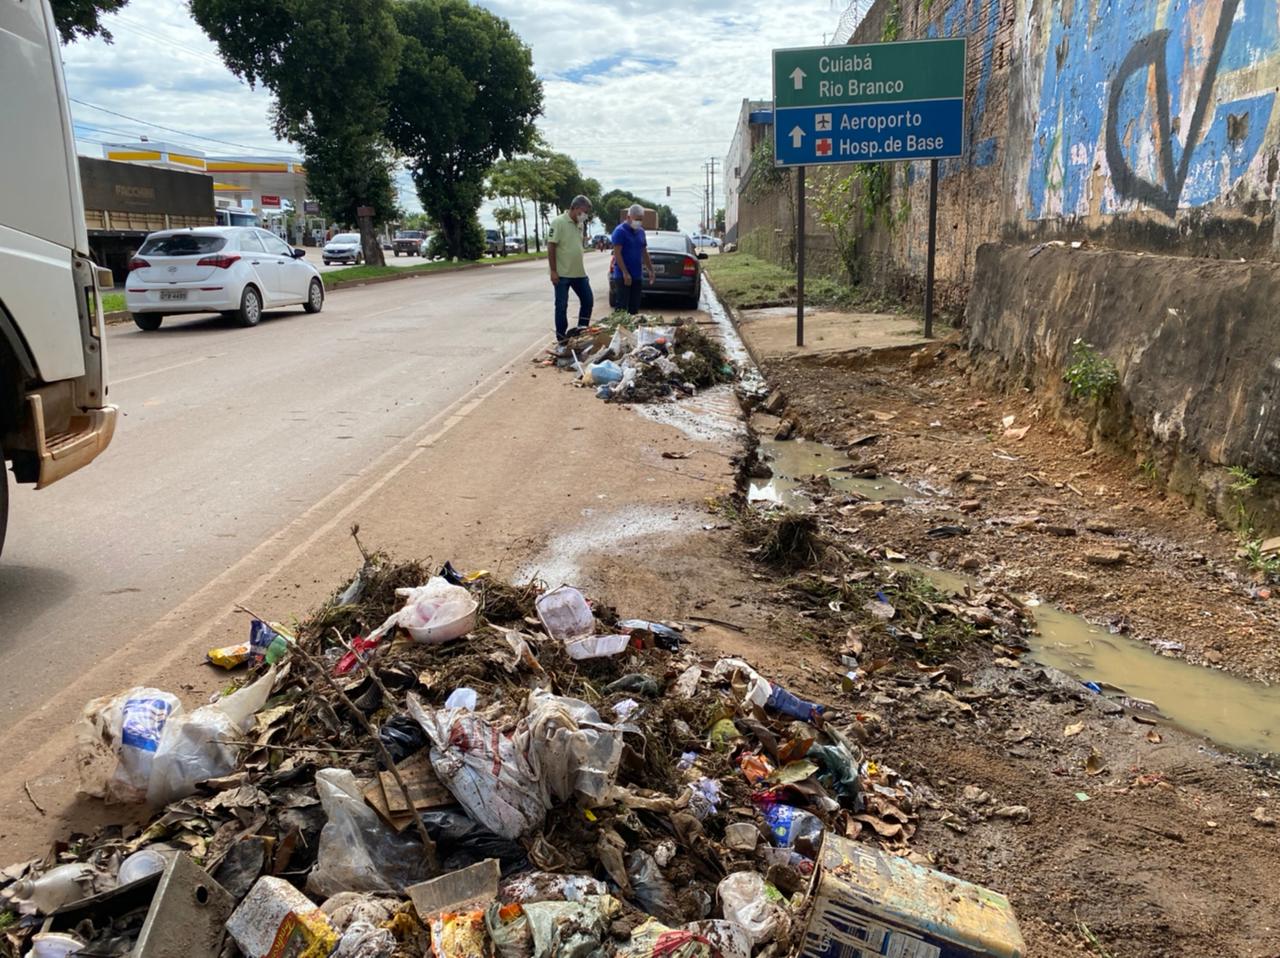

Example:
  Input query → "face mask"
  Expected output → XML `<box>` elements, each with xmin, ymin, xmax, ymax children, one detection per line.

<box><xmin>629</xmin><ymin>220</ymin><xmax>641</xmax><ymax>231</ymax></box>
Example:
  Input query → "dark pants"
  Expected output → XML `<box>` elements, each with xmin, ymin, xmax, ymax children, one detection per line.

<box><xmin>618</xmin><ymin>274</ymin><xmax>644</xmax><ymax>314</ymax></box>
<box><xmin>554</xmin><ymin>276</ymin><xmax>593</xmax><ymax>338</ymax></box>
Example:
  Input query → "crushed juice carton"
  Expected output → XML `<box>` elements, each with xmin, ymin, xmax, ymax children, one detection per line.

<box><xmin>226</xmin><ymin>876</ymin><xmax>338</xmax><ymax>958</ymax></box>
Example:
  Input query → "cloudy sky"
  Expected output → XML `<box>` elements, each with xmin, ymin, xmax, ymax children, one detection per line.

<box><xmin>61</xmin><ymin>0</ymin><xmax>855</xmax><ymax>231</ymax></box>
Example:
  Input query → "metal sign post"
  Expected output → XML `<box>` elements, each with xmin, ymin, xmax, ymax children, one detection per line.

<box><xmin>772</xmin><ymin>38</ymin><xmax>966</xmax><ymax>342</ymax></box>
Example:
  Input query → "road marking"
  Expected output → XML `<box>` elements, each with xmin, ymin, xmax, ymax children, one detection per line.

<box><xmin>113</xmin><ymin>353</ymin><xmax>222</xmax><ymax>385</ymax></box>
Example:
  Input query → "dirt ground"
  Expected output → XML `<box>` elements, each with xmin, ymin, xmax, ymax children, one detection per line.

<box><xmin>5</xmin><ymin>296</ymin><xmax>1279</xmax><ymax>957</ymax></box>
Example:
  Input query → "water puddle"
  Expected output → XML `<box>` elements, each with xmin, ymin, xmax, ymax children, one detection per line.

<box><xmin>750</xmin><ymin>438</ymin><xmax>919</xmax><ymax>508</ymax></box>
<box><xmin>890</xmin><ymin>562</ymin><xmax>1280</xmax><ymax>755</ymax></box>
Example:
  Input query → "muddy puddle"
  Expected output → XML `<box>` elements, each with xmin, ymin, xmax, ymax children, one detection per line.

<box><xmin>892</xmin><ymin>562</ymin><xmax>1280</xmax><ymax>755</ymax></box>
<box><xmin>750</xmin><ymin>438</ymin><xmax>919</xmax><ymax>508</ymax></box>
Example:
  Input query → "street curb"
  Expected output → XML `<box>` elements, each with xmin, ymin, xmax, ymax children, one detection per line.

<box><xmin>103</xmin><ymin>254</ymin><xmax>544</xmax><ymax>326</ymax></box>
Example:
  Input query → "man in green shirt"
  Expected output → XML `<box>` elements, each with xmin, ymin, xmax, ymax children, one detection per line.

<box><xmin>547</xmin><ymin>194</ymin><xmax>594</xmax><ymax>342</ymax></box>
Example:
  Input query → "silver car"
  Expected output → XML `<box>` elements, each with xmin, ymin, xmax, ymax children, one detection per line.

<box><xmin>322</xmin><ymin>232</ymin><xmax>364</xmax><ymax>265</ymax></box>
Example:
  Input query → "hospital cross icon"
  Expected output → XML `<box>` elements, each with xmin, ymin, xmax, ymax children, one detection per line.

<box><xmin>815</xmin><ymin>113</ymin><xmax>832</xmax><ymax>132</ymax></box>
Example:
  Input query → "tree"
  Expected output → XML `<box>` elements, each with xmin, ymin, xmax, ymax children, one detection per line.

<box><xmin>387</xmin><ymin>0</ymin><xmax>542</xmax><ymax>260</ymax></box>
<box><xmin>715</xmin><ymin>208</ymin><xmax>725</xmax><ymax>233</ymax></box>
<box><xmin>50</xmin><ymin>0</ymin><xmax>129</xmax><ymax>43</ymax></box>
<box><xmin>190</xmin><ymin>0</ymin><xmax>403</xmax><ymax>266</ymax></box>
<box><xmin>597</xmin><ymin>189</ymin><xmax>678</xmax><ymax>232</ymax></box>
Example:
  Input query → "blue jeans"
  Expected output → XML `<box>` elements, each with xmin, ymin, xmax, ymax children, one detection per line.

<box><xmin>554</xmin><ymin>276</ymin><xmax>593</xmax><ymax>338</ymax></box>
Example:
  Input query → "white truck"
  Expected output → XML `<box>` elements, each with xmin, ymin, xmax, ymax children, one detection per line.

<box><xmin>0</xmin><ymin>0</ymin><xmax>118</xmax><ymax>555</ymax></box>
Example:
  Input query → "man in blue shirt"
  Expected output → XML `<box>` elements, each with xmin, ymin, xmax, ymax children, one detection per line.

<box><xmin>610</xmin><ymin>204</ymin><xmax>655</xmax><ymax>315</ymax></box>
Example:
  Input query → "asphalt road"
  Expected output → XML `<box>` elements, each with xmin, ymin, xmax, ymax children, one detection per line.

<box><xmin>0</xmin><ymin>255</ymin><xmax>574</xmax><ymax>727</ymax></box>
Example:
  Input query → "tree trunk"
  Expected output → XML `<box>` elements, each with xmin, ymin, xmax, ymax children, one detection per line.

<box><xmin>533</xmin><ymin>208</ymin><xmax>541</xmax><ymax>253</ymax></box>
<box><xmin>357</xmin><ymin>215</ymin><xmax>385</xmax><ymax>267</ymax></box>
<box><xmin>520</xmin><ymin>199</ymin><xmax>529</xmax><ymax>253</ymax></box>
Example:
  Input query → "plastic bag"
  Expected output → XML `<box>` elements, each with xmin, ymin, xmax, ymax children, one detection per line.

<box><xmin>378</xmin><ymin>712</ymin><xmax>429</xmax><ymax>764</ymax></box>
<box><xmin>395</xmin><ymin>578</ymin><xmax>479</xmax><ymax>644</ymax></box>
<box><xmin>500</xmin><ymin>872</ymin><xmax>608</xmax><ymax>905</ymax></box>
<box><xmin>332</xmin><ymin>921</ymin><xmax>396</xmax><ymax>958</ymax></box>
<box><xmin>522</xmin><ymin>689</ymin><xmax>624</xmax><ymax>806</ymax></box>
<box><xmin>430</xmin><ymin>911</ymin><xmax>488</xmax><ymax>958</ymax></box>
<box><xmin>588</xmin><ymin>360</ymin><xmax>623</xmax><ymax>385</ymax></box>
<box><xmin>565</xmin><ymin>633</ymin><xmax>631</xmax><ymax>660</ymax></box>
<box><xmin>523</xmin><ymin>896</ymin><xmax>620</xmax><ymax>958</ymax></box>
<box><xmin>626</xmin><ymin>850</ymin><xmax>681</xmax><ymax>925</ymax></box>
<box><xmin>420</xmin><ymin>809</ymin><xmax>529</xmax><ymax>875</ymax></box>
<box><xmin>685</xmin><ymin>921</ymin><xmax>752</xmax><ymax>958</ymax></box>
<box><xmin>410</xmin><ymin>694</ymin><xmax>545</xmax><ymax>840</ymax></box>
<box><xmin>146</xmin><ymin>667</ymin><xmax>276</xmax><ymax>806</ymax></box>
<box><xmin>716</xmin><ymin>873</ymin><xmax>789</xmax><ymax>946</ymax></box>
<box><xmin>486</xmin><ymin>903</ymin><xmax>532</xmax><ymax>958</ymax></box>
<box><xmin>306</xmin><ymin>768</ymin><xmax>432</xmax><ymax>897</ymax></box>
<box><xmin>77</xmin><ymin>687</ymin><xmax>182</xmax><ymax>803</ymax></box>
<box><xmin>615</xmin><ymin>919</ymin><xmax>723</xmax><ymax>958</ymax></box>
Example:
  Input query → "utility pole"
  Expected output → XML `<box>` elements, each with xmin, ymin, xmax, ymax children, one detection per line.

<box><xmin>708</xmin><ymin>158</ymin><xmax>718</xmax><ymax>233</ymax></box>
<box><xmin>703</xmin><ymin>162</ymin><xmax>710</xmax><ymax>232</ymax></box>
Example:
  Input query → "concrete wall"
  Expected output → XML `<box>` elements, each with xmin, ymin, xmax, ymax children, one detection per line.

<box><xmin>969</xmin><ymin>241</ymin><xmax>1280</xmax><ymax>522</ymax></box>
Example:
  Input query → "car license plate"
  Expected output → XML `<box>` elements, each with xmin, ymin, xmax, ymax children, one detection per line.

<box><xmin>160</xmin><ymin>289</ymin><xmax>188</xmax><ymax>301</ymax></box>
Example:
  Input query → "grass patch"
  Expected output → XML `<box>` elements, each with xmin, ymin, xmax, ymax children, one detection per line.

<box><xmin>742</xmin><ymin>510</ymin><xmax>826</xmax><ymax>570</ymax></box>
<box><xmin>704</xmin><ymin>252</ymin><xmax>898</xmax><ymax>312</ymax></box>
<box><xmin>324</xmin><ymin>251</ymin><xmax>542</xmax><ymax>288</ymax></box>
<box><xmin>101</xmin><ymin>291</ymin><xmax>126</xmax><ymax>314</ymax></box>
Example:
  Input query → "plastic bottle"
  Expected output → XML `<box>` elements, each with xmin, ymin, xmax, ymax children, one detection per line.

<box><xmin>760</xmin><ymin>803</ymin><xmax>825</xmax><ymax>853</ymax></box>
<box><xmin>7</xmin><ymin>863</ymin><xmax>109</xmax><ymax>914</ymax></box>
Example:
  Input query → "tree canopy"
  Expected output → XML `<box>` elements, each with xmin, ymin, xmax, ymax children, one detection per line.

<box><xmin>190</xmin><ymin>0</ymin><xmax>403</xmax><ymax>264</ymax></box>
<box><xmin>50</xmin><ymin>0</ymin><xmax>129</xmax><ymax>43</ymax></box>
<box><xmin>387</xmin><ymin>0</ymin><xmax>542</xmax><ymax>260</ymax></box>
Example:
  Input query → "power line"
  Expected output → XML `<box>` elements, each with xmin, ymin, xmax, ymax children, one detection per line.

<box><xmin>68</xmin><ymin>97</ymin><xmax>295</xmax><ymax>157</ymax></box>
<box><xmin>111</xmin><ymin>17</ymin><xmax>227</xmax><ymax>68</ymax></box>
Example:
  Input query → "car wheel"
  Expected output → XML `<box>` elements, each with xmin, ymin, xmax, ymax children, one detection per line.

<box><xmin>303</xmin><ymin>278</ymin><xmax>324</xmax><ymax>314</ymax></box>
<box><xmin>133</xmin><ymin>313</ymin><xmax>163</xmax><ymax>331</ymax></box>
<box><xmin>356</xmin><ymin>253</ymin><xmax>364</xmax><ymax>265</ymax></box>
<box><xmin>393</xmin><ymin>250</ymin><xmax>400</xmax><ymax>257</ymax></box>
<box><xmin>235</xmin><ymin>285</ymin><xmax>263</xmax><ymax>327</ymax></box>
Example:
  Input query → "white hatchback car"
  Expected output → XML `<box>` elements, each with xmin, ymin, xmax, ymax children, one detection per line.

<box><xmin>126</xmin><ymin>227</ymin><xmax>324</xmax><ymax>331</ymax></box>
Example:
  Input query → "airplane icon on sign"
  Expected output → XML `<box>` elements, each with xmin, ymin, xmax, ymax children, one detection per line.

<box><xmin>815</xmin><ymin>113</ymin><xmax>832</xmax><ymax>132</ymax></box>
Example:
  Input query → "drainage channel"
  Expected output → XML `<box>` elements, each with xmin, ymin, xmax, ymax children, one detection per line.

<box><xmin>749</xmin><ymin>437</ymin><xmax>919</xmax><ymax>508</ymax></box>
<box><xmin>893</xmin><ymin>562</ymin><xmax>1280</xmax><ymax>755</ymax></box>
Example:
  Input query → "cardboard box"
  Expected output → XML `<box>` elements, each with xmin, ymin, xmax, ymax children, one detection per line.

<box><xmin>617</xmin><ymin>207</ymin><xmax>659</xmax><ymax>230</ymax></box>
<box><xmin>798</xmin><ymin>835</ymin><xmax>1025</xmax><ymax>958</ymax></box>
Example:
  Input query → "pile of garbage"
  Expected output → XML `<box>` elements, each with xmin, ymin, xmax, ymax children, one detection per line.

<box><xmin>544</xmin><ymin>314</ymin><xmax>736</xmax><ymax>403</ymax></box>
<box><xmin>0</xmin><ymin>539</ymin><xmax>1025</xmax><ymax>958</ymax></box>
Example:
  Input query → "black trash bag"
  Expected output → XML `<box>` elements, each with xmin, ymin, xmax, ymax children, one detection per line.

<box><xmin>379</xmin><ymin>713</ymin><xmax>429</xmax><ymax>766</ymax></box>
<box><xmin>624</xmin><ymin>849</ymin><xmax>681</xmax><ymax>925</ymax></box>
<box><xmin>421</xmin><ymin>808</ymin><xmax>529</xmax><ymax>876</ymax></box>
<box><xmin>439</xmin><ymin>561</ymin><xmax>467</xmax><ymax>586</ymax></box>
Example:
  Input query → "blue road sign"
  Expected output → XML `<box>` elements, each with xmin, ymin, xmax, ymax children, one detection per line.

<box><xmin>774</xmin><ymin>99</ymin><xmax>964</xmax><ymax>166</ymax></box>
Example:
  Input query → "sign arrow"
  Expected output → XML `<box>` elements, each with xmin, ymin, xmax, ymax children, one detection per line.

<box><xmin>790</xmin><ymin>126</ymin><xmax>806</xmax><ymax>149</ymax></box>
<box><xmin>790</xmin><ymin>67</ymin><xmax>807</xmax><ymax>90</ymax></box>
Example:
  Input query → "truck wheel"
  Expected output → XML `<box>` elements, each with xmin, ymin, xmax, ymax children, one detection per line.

<box><xmin>236</xmin><ymin>285</ymin><xmax>263</xmax><ymax>327</ymax></box>
<box><xmin>303</xmin><ymin>278</ymin><xmax>324</xmax><ymax>314</ymax></box>
<box><xmin>394</xmin><ymin>250</ymin><xmax>400</xmax><ymax>257</ymax></box>
<box><xmin>0</xmin><ymin>451</ymin><xmax>8</xmax><ymax>559</ymax></box>
<box><xmin>133</xmin><ymin>314</ymin><xmax>163</xmax><ymax>331</ymax></box>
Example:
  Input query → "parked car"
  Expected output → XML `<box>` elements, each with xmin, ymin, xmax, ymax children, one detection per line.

<box><xmin>126</xmin><ymin>226</ymin><xmax>324</xmax><ymax>330</ymax></box>
<box><xmin>608</xmin><ymin>230</ymin><xmax>707</xmax><ymax>309</ymax></box>
<box><xmin>504</xmin><ymin>237</ymin><xmax>523</xmax><ymax>253</ymax></box>
<box><xmin>592</xmin><ymin>234</ymin><xmax>612</xmax><ymax>251</ymax></box>
<box><xmin>393</xmin><ymin>230</ymin><xmax>425</xmax><ymax>256</ymax></box>
<box><xmin>484</xmin><ymin>229</ymin><xmax>506</xmax><ymax>256</ymax></box>
<box><xmin>689</xmin><ymin>233</ymin><xmax>721</xmax><ymax>248</ymax></box>
<box><xmin>322</xmin><ymin>232</ymin><xmax>363</xmax><ymax>265</ymax></box>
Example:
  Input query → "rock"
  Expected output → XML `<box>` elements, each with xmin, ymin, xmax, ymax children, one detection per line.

<box><xmin>1043</xmin><ymin>524</ymin><xmax>1077</xmax><ymax>537</ymax></box>
<box><xmin>1085</xmin><ymin>518</ymin><xmax>1117</xmax><ymax>535</ymax></box>
<box><xmin>1205</xmin><ymin>649</ymin><xmax>1225</xmax><ymax>665</ymax></box>
<box><xmin>761</xmin><ymin>389</ymin><xmax>786</xmax><ymax>415</ymax></box>
<box><xmin>1086</xmin><ymin>549</ymin><xmax>1127</xmax><ymax>566</ymax></box>
<box><xmin>993</xmin><ymin>657</ymin><xmax>1021</xmax><ymax>669</ymax></box>
<box><xmin>993</xmin><ymin>805</ymin><xmax>1032</xmax><ymax>824</ymax></box>
<box><xmin>859</xmin><ymin>503</ymin><xmax>888</xmax><ymax>518</ymax></box>
<box><xmin>910</xmin><ymin>348</ymin><xmax>936</xmax><ymax>371</ymax></box>
<box><xmin>958</xmin><ymin>499</ymin><xmax>983</xmax><ymax>513</ymax></box>
<box><xmin>747</xmin><ymin>459</ymin><xmax>774</xmax><ymax>480</ymax></box>
<box><xmin>962</xmin><ymin>785</ymin><xmax>992</xmax><ymax>805</ymax></box>
<box><xmin>774</xmin><ymin>419</ymin><xmax>796</xmax><ymax>441</ymax></box>
<box><xmin>959</xmin><ymin>554</ymin><xmax>982</xmax><ymax>571</ymax></box>
<box><xmin>1252</xmin><ymin>807</ymin><xmax>1277</xmax><ymax>827</ymax></box>
<box><xmin>1261</xmin><ymin>536</ymin><xmax>1280</xmax><ymax>555</ymax></box>
<box><xmin>967</xmin><ymin>473</ymin><xmax>991</xmax><ymax>485</ymax></box>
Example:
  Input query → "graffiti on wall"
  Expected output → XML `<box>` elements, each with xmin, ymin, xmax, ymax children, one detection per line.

<box><xmin>1028</xmin><ymin>0</ymin><xmax>1278</xmax><ymax>219</ymax></box>
<box><xmin>926</xmin><ymin>0</ymin><xmax>1003</xmax><ymax>172</ymax></box>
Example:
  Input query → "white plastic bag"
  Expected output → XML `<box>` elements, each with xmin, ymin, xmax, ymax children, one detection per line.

<box><xmin>146</xmin><ymin>667</ymin><xmax>276</xmax><ymax>806</ymax></box>
<box><xmin>409</xmin><ymin>694</ymin><xmax>545</xmax><ymax>840</ymax></box>
<box><xmin>564</xmin><ymin>633</ymin><xmax>631</xmax><ymax>660</ymax></box>
<box><xmin>78</xmin><ymin>688</ymin><xmax>183</xmax><ymax>803</ymax></box>
<box><xmin>396</xmin><ymin>578</ymin><xmax>478</xmax><ymax>643</ymax></box>
<box><xmin>717</xmin><ymin>872</ymin><xmax>789</xmax><ymax>946</ymax></box>
<box><xmin>307</xmin><ymin>768</ymin><xmax>432</xmax><ymax>897</ymax></box>
<box><xmin>521</xmin><ymin>690</ymin><xmax>624</xmax><ymax>806</ymax></box>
